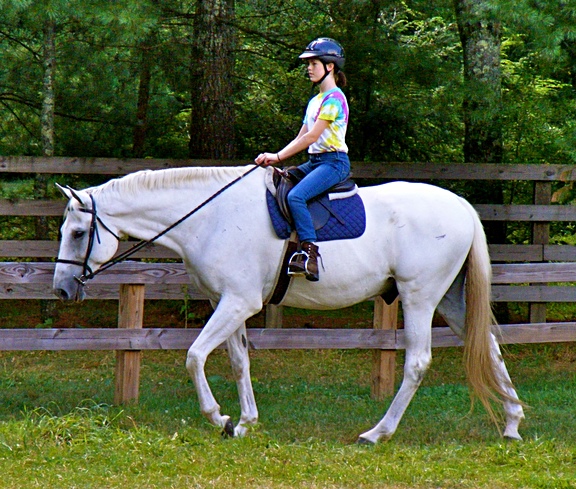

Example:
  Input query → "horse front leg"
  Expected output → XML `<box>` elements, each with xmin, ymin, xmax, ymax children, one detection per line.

<box><xmin>185</xmin><ymin>297</ymin><xmax>260</xmax><ymax>436</ymax></box>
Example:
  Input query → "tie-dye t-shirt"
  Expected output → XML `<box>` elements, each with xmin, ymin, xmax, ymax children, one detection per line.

<box><xmin>303</xmin><ymin>87</ymin><xmax>349</xmax><ymax>154</ymax></box>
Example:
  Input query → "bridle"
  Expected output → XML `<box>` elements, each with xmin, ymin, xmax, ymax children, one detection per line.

<box><xmin>56</xmin><ymin>164</ymin><xmax>261</xmax><ymax>286</ymax></box>
<box><xmin>56</xmin><ymin>191</ymin><xmax>120</xmax><ymax>286</ymax></box>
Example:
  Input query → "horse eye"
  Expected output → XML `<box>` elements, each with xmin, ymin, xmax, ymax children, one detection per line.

<box><xmin>73</xmin><ymin>230</ymin><xmax>85</xmax><ymax>239</ymax></box>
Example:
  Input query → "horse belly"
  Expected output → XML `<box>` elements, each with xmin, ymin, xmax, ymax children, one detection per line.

<box><xmin>280</xmin><ymin>232</ymin><xmax>394</xmax><ymax>310</ymax></box>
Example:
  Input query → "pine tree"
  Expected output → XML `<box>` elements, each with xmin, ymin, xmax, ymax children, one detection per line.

<box><xmin>189</xmin><ymin>0</ymin><xmax>237</xmax><ymax>159</ymax></box>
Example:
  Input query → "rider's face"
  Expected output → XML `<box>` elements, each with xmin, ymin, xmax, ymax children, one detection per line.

<box><xmin>306</xmin><ymin>59</ymin><xmax>333</xmax><ymax>83</ymax></box>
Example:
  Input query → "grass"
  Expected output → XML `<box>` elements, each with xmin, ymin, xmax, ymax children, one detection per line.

<box><xmin>0</xmin><ymin>344</ymin><xmax>574</xmax><ymax>488</ymax></box>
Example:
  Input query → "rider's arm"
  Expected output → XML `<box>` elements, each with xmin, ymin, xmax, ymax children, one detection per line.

<box><xmin>255</xmin><ymin>118</ymin><xmax>330</xmax><ymax>166</ymax></box>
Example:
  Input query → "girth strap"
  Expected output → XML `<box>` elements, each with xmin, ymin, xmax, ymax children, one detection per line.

<box><xmin>267</xmin><ymin>239</ymin><xmax>298</xmax><ymax>305</ymax></box>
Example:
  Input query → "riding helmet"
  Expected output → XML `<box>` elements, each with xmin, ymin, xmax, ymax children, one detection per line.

<box><xmin>299</xmin><ymin>37</ymin><xmax>345</xmax><ymax>70</ymax></box>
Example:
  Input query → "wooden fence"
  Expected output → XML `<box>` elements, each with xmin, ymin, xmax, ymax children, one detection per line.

<box><xmin>1</xmin><ymin>157</ymin><xmax>576</xmax><ymax>402</ymax></box>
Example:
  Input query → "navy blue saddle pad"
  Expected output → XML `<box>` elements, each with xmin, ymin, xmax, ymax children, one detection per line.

<box><xmin>266</xmin><ymin>189</ymin><xmax>366</xmax><ymax>242</ymax></box>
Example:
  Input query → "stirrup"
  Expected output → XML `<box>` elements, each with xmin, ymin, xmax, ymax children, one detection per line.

<box><xmin>288</xmin><ymin>250</ymin><xmax>307</xmax><ymax>276</ymax></box>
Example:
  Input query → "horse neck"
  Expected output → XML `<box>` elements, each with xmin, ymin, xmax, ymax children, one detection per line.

<box><xmin>96</xmin><ymin>167</ymin><xmax>259</xmax><ymax>247</ymax></box>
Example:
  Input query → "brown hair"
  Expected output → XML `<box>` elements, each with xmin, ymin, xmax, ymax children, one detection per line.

<box><xmin>336</xmin><ymin>70</ymin><xmax>347</xmax><ymax>88</ymax></box>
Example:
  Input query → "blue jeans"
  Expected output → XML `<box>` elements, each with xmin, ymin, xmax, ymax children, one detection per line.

<box><xmin>287</xmin><ymin>152</ymin><xmax>350</xmax><ymax>243</ymax></box>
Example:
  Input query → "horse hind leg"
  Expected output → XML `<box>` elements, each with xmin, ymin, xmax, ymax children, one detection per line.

<box><xmin>358</xmin><ymin>304</ymin><xmax>434</xmax><ymax>444</ymax></box>
<box><xmin>225</xmin><ymin>323</ymin><xmax>258</xmax><ymax>437</ymax></box>
<box><xmin>437</xmin><ymin>270</ymin><xmax>524</xmax><ymax>440</ymax></box>
<box><xmin>436</xmin><ymin>267</ymin><xmax>467</xmax><ymax>338</ymax></box>
<box><xmin>488</xmin><ymin>333</ymin><xmax>524</xmax><ymax>440</ymax></box>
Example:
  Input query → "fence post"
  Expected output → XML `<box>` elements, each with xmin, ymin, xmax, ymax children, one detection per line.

<box><xmin>371</xmin><ymin>296</ymin><xmax>398</xmax><ymax>400</ymax></box>
<box><xmin>530</xmin><ymin>181</ymin><xmax>551</xmax><ymax>323</ymax></box>
<box><xmin>265</xmin><ymin>304</ymin><xmax>283</xmax><ymax>328</ymax></box>
<box><xmin>114</xmin><ymin>284</ymin><xmax>145</xmax><ymax>404</ymax></box>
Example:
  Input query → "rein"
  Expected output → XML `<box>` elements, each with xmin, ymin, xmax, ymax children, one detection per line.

<box><xmin>58</xmin><ymin>164</ymin><xmax>261</xmax><ymax>286</ymax></box>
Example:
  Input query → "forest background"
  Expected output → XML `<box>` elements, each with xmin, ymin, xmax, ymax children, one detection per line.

<box><xmin>1</xmin><ymin>0</ymin><xmax>576</xmax><ymax>246</ymax></box>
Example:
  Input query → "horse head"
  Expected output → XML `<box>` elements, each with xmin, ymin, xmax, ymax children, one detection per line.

<box><xmin>53</xmin><ymin>183</ymin><xmax>121</xmax><ymax>302</ymax></box>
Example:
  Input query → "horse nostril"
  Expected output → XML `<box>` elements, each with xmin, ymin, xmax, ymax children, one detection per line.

<box><xmin>54</xmin><ymin>288</ymin><xmax>70</xmax><ymax>301</ymax></box>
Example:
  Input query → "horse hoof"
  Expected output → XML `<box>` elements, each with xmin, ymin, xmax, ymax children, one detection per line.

<box><xmin>356</xmin><ymin>436</ymin><xmax>375</xmax><ymax>446</ymax></box>
<box><xmin>221</xmin><ymin>418</ymin><xmax>235</xmax><ymax>439</ymax></box>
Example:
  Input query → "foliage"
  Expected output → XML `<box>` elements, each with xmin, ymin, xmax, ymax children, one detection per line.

<box><xmin>0</xmin><ymin>0</ymin><xmax>573</xmax><ymax>167</ymax></box>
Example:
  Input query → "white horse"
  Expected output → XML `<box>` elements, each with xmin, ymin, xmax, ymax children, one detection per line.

<box><xmin>53</xmin><ymin>165</ymin><xmax>524</xmax><ymax>443</ymax></box>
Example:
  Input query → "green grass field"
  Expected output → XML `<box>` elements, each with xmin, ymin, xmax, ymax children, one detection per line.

<box><xmin>0</xmin><ymin>342</ymin><xmax>574</xmax><ymax>488</ymax></box>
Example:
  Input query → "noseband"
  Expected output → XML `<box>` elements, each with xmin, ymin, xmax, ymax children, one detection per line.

<box><xmin>56</xmin><ymin>193</ymin><xmax>120</xmax><ymax>286</ymax></box>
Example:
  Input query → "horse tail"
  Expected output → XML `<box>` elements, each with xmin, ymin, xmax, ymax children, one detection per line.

<box><xmin>460</xmin><ymin>199</ymin><xmax>518</xmax><ymax>427</ymax></box>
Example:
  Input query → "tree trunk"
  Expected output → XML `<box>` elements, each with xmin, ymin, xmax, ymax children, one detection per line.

<box><xmin>189</xmin><ymin>0</ymin><xmax>236</xmax><ymax>159</ymax></box>
<box><xmin>454</xmin><ymin>0</ymin><xmax>505</xmax><ymax>243</ymax></box>
<box><xmin>454</xmin><ymin>0</ymin><xmax>503</xmax><ymax>164</ymax></box>
<box><xmin>41</xmin><ymin>21</ymin><xmax>56</xmax><ymax>160</ymax></box>
<box><xmin>37</xmin><ymin>20</ymin><xmax>56</xmax><ymax>240</ymax></box>
<box><xmin>454</xmin><ymin>0</ymin><xmax>508</xmax><ymax>322</ymax></box>
<box><xmin>38</xmin><ymin>20</ymin><xmax>57</xmax><ymax>323</ymax></box>
<box><xmin>132</xmin><ymin>36</ymin><xmax>154</xmax><ymax>158</ymax></box>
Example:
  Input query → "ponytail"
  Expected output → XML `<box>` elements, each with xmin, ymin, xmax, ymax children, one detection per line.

<box><xmin>336</xmin><ymin>70</ymin><xmax>347</xmax><ymax>88</ymax></box>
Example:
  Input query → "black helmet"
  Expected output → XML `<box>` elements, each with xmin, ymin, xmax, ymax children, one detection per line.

<box><xmin>299</xmin><ymin>37</ymin><xmax>345</xmax><ymax>70</ymax></box>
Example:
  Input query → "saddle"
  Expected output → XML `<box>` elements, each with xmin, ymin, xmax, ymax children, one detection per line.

<box><xmin>271</xmin><ymin>166</ymin><xmax>358</xmax><ymax>230</ymax></box>
<box><xmin>264</xmin><ymin>166</ymin><xmax>367</xmax><ymax>305</ymax></box>
<box><xmin>266</xmin><ymin>167</ymin><xmax>365</xmax><ymax>243</ymax></box>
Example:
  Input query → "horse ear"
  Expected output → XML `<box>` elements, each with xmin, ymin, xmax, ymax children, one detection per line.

<box><xmin>56</xmin><ymin>183</ymin><xmax>84</xmax><ymax>205</ymax></box>
<box><xmin>55</xmin><ymin>183</ymin><xmax>72</xmax><ymax>200</ymax></box>
<box><xmin>66</xmin><ymin>186</ymin><xmax>84</xmax><ymax>205</ymax></box>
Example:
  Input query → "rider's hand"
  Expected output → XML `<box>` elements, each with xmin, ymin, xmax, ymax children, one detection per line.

<box><xmin>255</xmin><ymin>152</ymin><xmax>280</xmax><ymax>167</ymax></box>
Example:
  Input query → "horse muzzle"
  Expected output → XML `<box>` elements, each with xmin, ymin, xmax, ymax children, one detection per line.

<box><xmin>53</xmin><ymin>277</ymin><xmax>86</xmax><ymax>302</ymax></box>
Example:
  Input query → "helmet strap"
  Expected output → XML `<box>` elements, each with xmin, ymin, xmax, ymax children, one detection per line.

<box><xmin>310</xmin><ymin>61</ymin><xmax>332</xmax><ymax>95</ymax></box>
<box><xmin>305</xmin><ymin>60</ymin><xmax>334</xmax><ymax>104</ymax></box>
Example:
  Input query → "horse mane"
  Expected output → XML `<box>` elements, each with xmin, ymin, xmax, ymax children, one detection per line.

<box><xmin>89</xmin><ymin>166</ymin><xmax>252</xmax><ymax>198</ymax></box>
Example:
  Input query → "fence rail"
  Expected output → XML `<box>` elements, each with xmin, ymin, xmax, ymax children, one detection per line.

<box><xmin>2</xmin><ymin>261</ymin><xmax>575</xmax><ymax>350</ymax></box>
<box><xmin>1</xmin><ymin>323</ymin><xmax>575</xmax><ymax>352</ymax></box>
<box><xmin>2</xmin><ymin>157</ymin><xmax>576</xmax><ymax>402</ymax></box>
<box><xmin>4</xmin><ymin>261</ymin><xmax>576</xmax><ymax>302</ymax></box>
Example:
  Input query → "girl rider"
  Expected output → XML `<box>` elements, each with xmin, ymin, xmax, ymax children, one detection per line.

<box><xmin>255</xmin><ymin>37</ymin><xmax>349</xmax><ymax>282</ymax></box>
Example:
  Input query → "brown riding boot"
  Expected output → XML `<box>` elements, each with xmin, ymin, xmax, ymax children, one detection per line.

<box><xmin>288</xmin><ymin>242</ymin><xmax>320</xmax><ymax>282</ymax></box>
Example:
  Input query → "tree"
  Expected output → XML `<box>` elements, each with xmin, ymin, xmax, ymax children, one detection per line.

<box><xmin>35</xmin><ymin>18</ymin><xmax>56</xmax><ymax>236</ymax></box>
<box><xmin>132</xmin><ymin>34</ymin><xmax>156</xmax><ymax>158</ymax></box>
<box><xmin>454</xmin><ymin>0</ymin><xmax>503</xmax><ymax>165</ymax></box>
<box><xmin>36</xmin><ymin>19</ymin><xmax>57</xmax><ymax>321</ymax></box>
<box><xmin>0</xmin><ymin>0</ymin><xmax>165</xmax><ymax>158</ymax></box>
<box><xmin>454</xmin><ymin>0</ymin><xmax>506</xmax><ymax>247</ymax></box>
<box><xmin>189</xmin><ymin>0</ymin><xmax>237</xmax><ymax>159</ymax></box>
<box><xmin>1</xmin><ymin>0</ymin><xmax>575</xmax><ymax>171</ymax></box>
